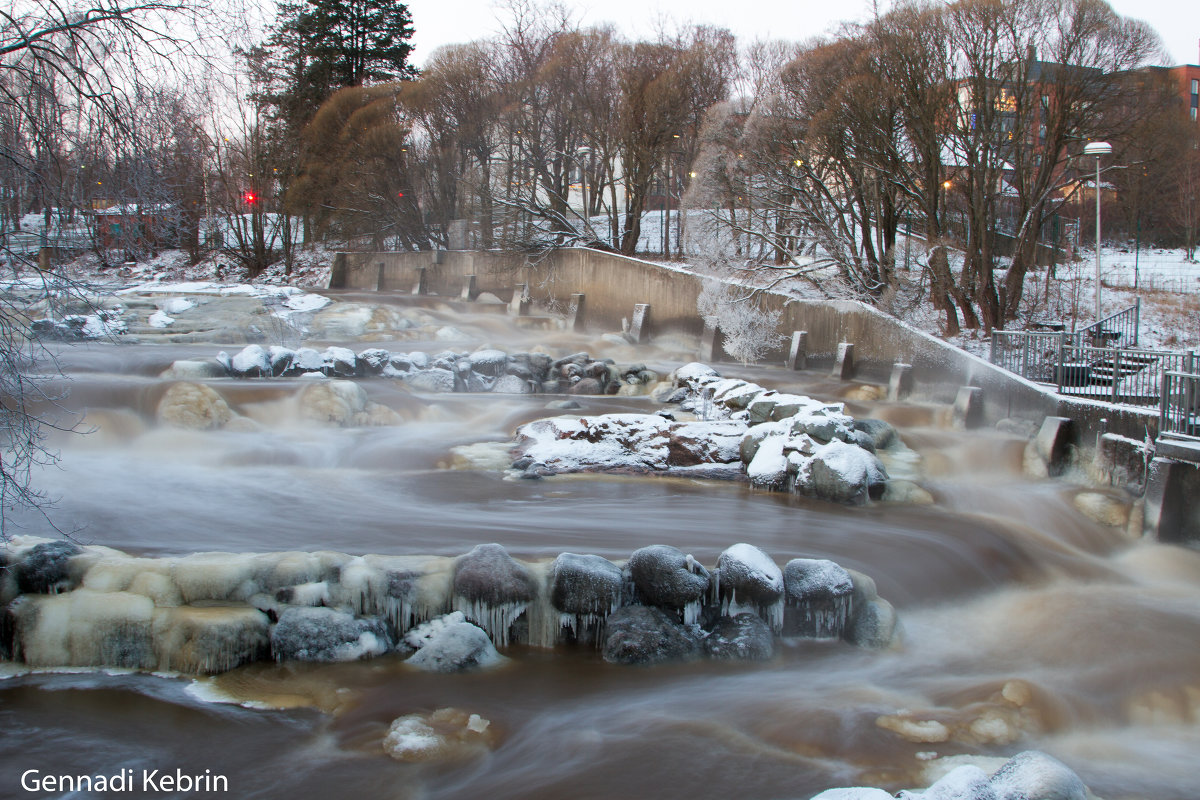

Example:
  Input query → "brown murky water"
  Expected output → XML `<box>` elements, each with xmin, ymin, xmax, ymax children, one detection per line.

<box><xmin>3</xmin><ymin>295</ymin><xmax>1199</xmax><ymax>799</ymax></box>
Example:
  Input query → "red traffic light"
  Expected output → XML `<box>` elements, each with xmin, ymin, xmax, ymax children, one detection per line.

<box><xmin>397</xmin><ymin>191</ymin><xmax>405</xmax><ymax>198</ymax></box>
<box><xmin>242</xmin><ymin>191</ymin><xmax>258</xmax><ymax>206</ymax></box>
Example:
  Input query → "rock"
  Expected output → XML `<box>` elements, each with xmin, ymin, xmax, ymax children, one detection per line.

<box><xmin>915</xmin><ymin>765</ymin><xmax>996</xmax><ymax>800</ymax></box>
<box><xmin>288</xmin><ymin>347</ymin><xmax>326</xmax><ymax>374</ymax></box>
<box><xmin>230</xmin><ymin>344</ymin><xmax>271</xmax><ymax>377</ymax></box>
<box><xmin>386</xmin><ymin>353</ymin><xmax>412</xmax><ymax>373</ymax></box>
<box><xmin>671</xmin><ymin>362</ymin><xmax>721</xmax><ymax>390</ymax></box>
<box><xmin>268</xmin><ymin>346</ymin><xmax>295</xmax><ymax>376</ymax></box>
<box><xmin>716</xmin><ymin>543</ymin><xmax>784</xmax><ymax>608</ymax></box>
<box><xmin>323</xmin><ymin>346</ymin><xmax>359</xmax><ymax>377</ymax></box>
<box><xmin>627</xmin><ymin>545</ymin><xmax>709</xmax><ymax>613</ymax></box>
<box><xmin>702</xmin><ymin>613</ymin><xmax>775</xmax><ymax>660</ymax></box>
<box><xmin>383</xmin><ymin>708</ymin><xmax>497</xmax><ymax>762</ymax></box>
<box><xmin>845</xmin><ymin>428</ymin><xmax>877</xmax><ymax>453</ymax></box>
<box><xmin>453</xmin><ymin>544</ymin><xmax>538</xmax><ymax>606</ymax></box>
<box><xmin>160</xmin><ymin>360</ymin><xmax>225</xmax><ymax>380</ymax></box>
<box><xmin>988</xmin><ymin>751</ymin><xmax>1088</xmax><ymax>800</ymax></box>
<box><xmin>358</xmin><ymin>348</ymin><xmax>391</xmax><ymax>374</ymax></box>
<box><xmin>567</xmin><ymin>377</ymin><xmax>603</xmax><ymax>395</ymax></box>
<box><xmin>810</xmin><ymin>791</ymin><xmax>895</xmax><ymax>800</ymax></box>
<box><xmin>746</xmin><ymin>395</ymin><xmax>778</xmax><ymax>425</ymax></box>
<box><xmin>403</xmin><ymin>612</ymin><xmax>505</xmax><ymax>672</ymax></box>
<box><xmin>782</xmin><ymin>558</ymin><xmax>855</xmax><ymax>638</ymax></box>
<box><xmin>545</xmin><ymin>399</ymin><xmax>581</xmax><ymax>410</ymax></box>
<box><xmin>469</xmin><ymin>349</ymin><xmax>509</xmax><ymax>377</ymax></box>
<box><xmin>297</xmin><ymin>380</ymin><xmax>369</xmax><ymax>426</ymax></box>
<box><xmin>404</xmin><ymin>368</ymin><xmax>456</xmax><ymax>393</ymax></box>
<box><xmin>15</xmin><ymin>540</ymin><xmax>81</xmax><ymax>594</ymax></box>
<box><xmin>153</xmin><ymin>606</ymin><xmax>271</xmax><ymax>674</ymax></box>
<box><xmin>491</xmin><ymin>374</ymin><xmax>533</xmax><ymax>394</ymax></box>
<box><xmin>157</xmin><ymin>382</ymin><xmax>234</xmax><ymax>430</ymax></box>
<box><xmin>548</xmin><ymin>553</ymin><xmax>623</xmax><ymax>616</ymax></box>
<box><xmin>804</xmin><ymin>440</ymin><xmax>888</xmax><ymax>505</ymax></box>
<box><xmin>844</xmin><ymin>597</ymin><xmax>898</xmax><ymax>649</ymax></box>
<box><xmin>601</xmin><ymin>605</ymin><xmax>701</xmax><ymax>665</ymax></box>
<box><xmin>747</xmin><ymin>436</ymin><xmax>789</xmax><ymax>489</ymax></box>
<box><xmin>853</xmin><ymin>418</ymin><xmax>897</xmax><ymax>450</ymax></box>
<box><xmin>666</xmin><ymin>421</ymin><xmax>745</xmax><ymax>467</ymax></box>
<box><xmin>270</xmin><ymin>606</ymin><xmax>389</xmax><ymax>662</ymax></box>
<box><xmin>1073</xmin><ymin>491</ymin><xmax>1130</xmax><ymax>527</ymax></box>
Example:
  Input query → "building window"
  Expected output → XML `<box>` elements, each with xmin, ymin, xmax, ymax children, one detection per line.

<box><xmin>1192</xmin><ymin>107</ymin><xmax>1198</xmax><ymax>122</ymax></box>
<box><xmin>1192</xmin><ymin>78</ymin><xmax>1199</xmax><ymax>95</ymax></box>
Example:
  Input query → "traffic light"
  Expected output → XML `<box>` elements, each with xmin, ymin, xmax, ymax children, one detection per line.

<box><xmin>242</xmin><ymin>191</ymin><xmax>258</xmax><ymax>206</ymax></box>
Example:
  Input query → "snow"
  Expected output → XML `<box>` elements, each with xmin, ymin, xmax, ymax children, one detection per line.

<box><xmin>281</xmin><ymin>292</ymin><xmax>330</xmax><ymax>313</ymax></box>
<box><xmin>148</xmin><ymin>310</ymin><xmax>174</xmax><ymax>328</ymax></box>
<box><xmin>721</xmin><ymin>544</ymin><xmax>783</xmax><ymax>593</ymax></box>
<box><xmin>80</xmin><ymin>312</ymin><xmax>127</xmax><ymax>338</ymax></box>
<box><xmin>161</xmin><ymin>297</ymin><xmax>197</xmax><ymax>314</ymax></box>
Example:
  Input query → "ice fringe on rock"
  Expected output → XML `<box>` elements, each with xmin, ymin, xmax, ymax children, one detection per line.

<box><xmin>783</xmin><ymin>558</ymin><xmax>855</xmax><ymax>639</ymax></box>
<box><xmin>403</xmin><ymin>612</ymin><xmax>506</xmax><ymax>672</ymax></box>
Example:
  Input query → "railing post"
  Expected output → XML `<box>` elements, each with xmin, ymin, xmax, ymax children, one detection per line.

<box><xmin>1021</xmin><ymin>333</ymin><xmax>1029</xmax><ymax>378</ymax></box>
<box><xmin>1111</xmin><ymin>344</ymin><xmax>1119</xmax><ymax>404</ymax></box>
<box><xmin>1160</xmin><ymin>372</ymin><xmax>1171</xmax><ymax>436</ymax></box>
<box><xmin>1057</xmin><ymin>333</ymin><xmax>1065</xmax><ymax>393</ymax></box>
<box><xmin>989</xmin><ymin>331</ymin><xmax>997</xmax><ymax>365</ymax></box>
<box><xmin>1134</xmin><ymin>297</ymin><xmax>1141</xmax><ymax>347</ymax></box>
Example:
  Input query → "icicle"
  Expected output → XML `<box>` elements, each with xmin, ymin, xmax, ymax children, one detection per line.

<box><xmin>451</xmin><ymin>596</ymin><xmax>527</xmax><ymax>647</ymax></box>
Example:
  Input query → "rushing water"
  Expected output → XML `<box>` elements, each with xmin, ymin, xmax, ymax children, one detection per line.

<box><xmin>3</xmin><ymin>292</ymin><xmax>1199</xmax><ymax>799</ymax></box>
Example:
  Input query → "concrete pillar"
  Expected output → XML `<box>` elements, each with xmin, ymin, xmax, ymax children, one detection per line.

<box><xmin>376</xmin><ymin>262</ymin><xmax>386</xmax><ymax>290</ymax></box>
<box><xmin>567</xmin><ymin>293</ymin><xmax>586</xmax><ymax>332</ymax></box>
<box><xmin>700</xmin><ymin>319</ymin><xmax>724</xmax><ymax>362</ymax></box>
<box><xmin>329</xmin><ymin>253</ymin><xmax>347</xmax><ymax>289</ymax></box>
<box><xmin>887</xmin><ymin>363</ymin><xmax>913</xmax><ymax>401</ymax></box>
<box><xmin>832</xmin><ymin>342</ymin><xmax>855</xmax><ymax>380</ymax></box>
<box><xmin>461</xmin><ymin>275</ymin><xmax>478</xmax><ymax>301</ymax></box>
<box><xmin>447</xmin><ymin>219</ymin><xmax>470</xmax><ymax>250</ymax></box>
<box><xmin>411</xmin><ymin>266</ymin><xmax>427</xmax><ymax>295</ymax></box>
<box><xmin>38</xmin><ymin>246</ymin><xmax>53</xmax><ymax>272</ymax></box>
<box><xmin>953</xmin><ymin>386</ymin><xmax>984</xmax><ymax>429</ymax></box>
<box><xmin>787</xmin><ymin>331</ymin><xmax>808</xmax><ymax>371</ymax></box>
<box><xmin>630</xmin><ymin>304</ymin><xmax>651</xmax><ymax>344</ymax></box>
<box><xmin>1144</xmin><ymin>456</ymin><xmax>1200</xmax><ymax>544</ymax></box>
<box><xmin>509</xmin><ymin>284</ymin><xmax>530</xmax><ymax>316</ymax></box>
<box><xmin>1033</xmin><ymin>416</ymin><xmax>1073</xmax><ymax>477</ymax></box>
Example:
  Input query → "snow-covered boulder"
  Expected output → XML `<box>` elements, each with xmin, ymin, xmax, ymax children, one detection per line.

<box><xmin>404</xmin><ymin>368</ymin><xmax>455</xmax><ymax>393</ymax></box>
<box><xmin>906</xmin><ymin>764</ymin><xmax>996</xmax><ymax>800</ymax></box>
<box><xmin>601</xmin><ymin>605</ymin><xmax>701</xmax><ymax>665</ymax></box>
<box><xmin>747</xmin><ymin>435</ymin><xmax>789</xmax><ymax>489</ymax></box>
<box><xmin>270</xmin><ymin>606</ymin><xmax>389</xmax><ymax>662</ymax></box>
<box><xmin>468</xmin><ymin>349</ymin><xmax>509</xmax><ymax>377</ymax></box>
<box><xmin>383</xmin><ymin>708</ymin><xmax>497</xmax><ymax>762</ymax></box>
<box><xmin>800</xmin><ymin>440</ymin><xmax>889</xmax><ymax>505</ymax></box>
<box><xmin>157</xmin><ymin>382</ymin><xmax>234</xmax><ymax>430</ymax></box>
<box><xmin>322</xmin><ymin>346</ymin><xmax>358</xmax><ymax>377</ymax></box>
<box><xmin>702</xmin><ymin>613</ymin><xmax>775</xmax><ymax>661</ymax></box>
<box><xmin>491</xmin><ymin>374</ymin><xmax>533</xmax><ymax>394</ymax></box>
<box><xmin>989</xmin><ymin>751</ymin><xmax>1088</xmax><ymax>800</ymax></box>
<box><xmin>716</xmin><ymin>543</ymin><xmax>784</xmax><ymax>627</ymax></box>
<box><xmin>783</xmin><ymin>558</ymin><xmax>855</xmax><ymax>639</ymax></box>
<box><xmin>844</xmin><ymin>596</ymin><xmax>898</xmax><ymax>650</ymax></box>
<box><xmin>627</xmin><ymin>545</ymin><xmax>709</xmax><ymax>616</ymax></box>
<box><xmin>13</xmin><ymin>540</ymin><xmax>81</xmax><ymax>595</ymax></box>
<box><xmin>547</xmin><ymin>553</ymin><xmax>623</xmax><ymax>617</ymax></box>
<box><xmin>229</xmin><ymin>344</ymin><xmax>271</xmax><ymax>377</ymax></box>
<box><xmin>160</xmin><ymin>360</ymin><xmax>225</xmax><ymax>380</ymax></box>
<box><xmin>357</xmin><ymin>348</ymin><xmax>391</xmax><ymax>375</ymax></box>
<box><xmin>810</xmin><ymin>789</ymin><xmax>895</xmax><ymax>800</ymax></box>
<box><xmin>671</xmin><ymin>362</ymin><xmax>721</xmax><ymax>390</ymax></box>
<box><xmin>403</xmin><ymin>612</ymin><xmax>506</xmax><ymax>673</ymax></box>
<box><xmin>289</xmin><ymin>347</ymin><xmax>327</xmax><ymax>374</ymax></box>
<box><xmin>452</xmin><ymin>544</ymin><xmax>538</xmax><ymax>646</ymax></box>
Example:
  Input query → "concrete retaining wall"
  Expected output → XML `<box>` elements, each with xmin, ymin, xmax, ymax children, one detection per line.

<box><xmin>331</xmin><ymin>247</ymin><xmax>1157</xmax><ymax>445</ymax></box>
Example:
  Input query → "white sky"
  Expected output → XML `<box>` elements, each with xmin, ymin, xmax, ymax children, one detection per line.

<box><xmin>404</xmin><ymin>0</ymin><xmax>1198</xmax><ymax>68</ymax></box>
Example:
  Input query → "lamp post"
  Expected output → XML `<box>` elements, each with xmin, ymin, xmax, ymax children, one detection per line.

<box><xmin>1082</xmin><ymin>141</ymin><xmax>1112</xmax><ymax>323</ymax></box>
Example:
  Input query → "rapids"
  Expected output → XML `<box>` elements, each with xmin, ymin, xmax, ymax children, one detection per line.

<box><xmin>2</xmin><ymin>289</ymin><xmax>1199</xmax><ymax>799</ymax></box>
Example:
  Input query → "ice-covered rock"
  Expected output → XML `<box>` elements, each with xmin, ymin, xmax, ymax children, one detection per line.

<box><xmin>156</xmin><ymin>382</ymin><xmax>234</xmax><ymax>430</ymax></box>
<box><xmin>783</xmin><ymin>558</ymin><xmax>855</xmax><ymax>639</ymax></box>
<box><xmin>452</xmin><ymin>544</ymin><xmax>538</xmax><ymax>646</ymax></box>
<box><xmin>671</xmin><ymin>362</ymin><xmax>721</xmax><ymax>390</ymax></box>
<box><xmin>468</xmin><ymin>349</ymin><xmax>509</xmax><ymax>377</ymax></box>
<box><xmin>10</xmin><ymin>590</ymin><xmax>156</xmax><ymax>668</ymax></box>
<box><xmin>702</xmin><ymin>613</ymin><xmax>775</xmax><ymax>661</ymax></box>
<box><xmin>548</xmin><ymin>553</ymin><xmax>623</xmax><ymax>617</ymax></box>
<box><xmin>716</xmin><ymin>543</ymin><xmax>784</xmax><ymax>629</ymax></box>
<box><xmin>404</xmin><ymin>368</ymin><xmax>456</xmax><ymax>393</ymax></box>
<box><xmin>148</xmin><ymin>309</ymin><xmax>174</xmax><ymax>327</ymax></box>
<box><xmin>383</xmin><ymin>708</ymin><xmax>497</xmax><ymax>762</ymax></box>
<box><xmin>160</xmin><ymin>360</ymin><xmax>226</xmax><ymax>380</ymax></box>
<box><xmin>988</xmin><ymin>751</ymin><xmax>1088</xmax><ymax>800</ymax></box>
<box><xmin>297</xmin><ymin>380</ymin><xmax>368</xmax><ymax>425</ymax></box>
<box><xmin>844</xmin><ymin>596</ymin><xmax>898</xmax><ymax>649</ymax></box>
<box><xmin>290</xmin><ymin>347</ymin><xmax>327</xmax><ymax>374</ymax></box>
<box><xmin>801</xmin><ymin>440</ymin><xmax>889</xmax><ymax>505</ymax></box>
<box><xmin>747</xmin><ymin>435</ymin><xmax>789</xmax><ymax>489</ymax></box>
<box><xmin>322</xmin><ymin>346</ymin><xmax>359</xmax><ymax>377</ymax></box>
<box><xmin>908</xmin><ymin>764</ymin><xmax>997</xmax><ymax>800</ymax></box>
<box><xmin>270</xmin><ymin>606</ymin><xmax>389</xmax><ymax>662</ymax></box>
<box><xmin>154</xmin><ymin>606</ymin><xmax>271</xmax><ymax>674</ymax></box>
<box><xmin>627</xmin><ymin>545</ymin><xmax>709</xmax><ymax>618</ymax></box>
<box><xmin>403</xmin><ymin>612</ymin><xmax>506</xmax><ymax>673</ymax></box>
<box><xmin>268</xmin><ymin>346</ymin><xmax>295</xmax><ymax>376</ymax></box>
<box><xmin>13</xmin><ymin>540</ymin><xmax>81</xmax><ymax>594</ymax></box>
<box><xmin>357</xmin><ymin>348</ymin><xmax>391</xmax><ymax>374</ymax></box>
<box><xmin>601</xmin><ymin>605</ymin><xmax>701</xmax><ymax>665</ymax></box>
<box><xmin>853</xmin><ymin>418</ymin><xmax>897</xmax><ymax>450</ymax></box>
<box><xmin>230</xmin><ymin>344</ymin><xmax>271</xmax><ymax>377</ymax></box>
<box><xmin>809</xmin><ymin>789</ymin><xmax>896</xmax><ymax>800</ymax></box>
<box><xmin>491</xmin><ymin>373</ymin><xmax>533</xmax><ymax>394</ymax></box>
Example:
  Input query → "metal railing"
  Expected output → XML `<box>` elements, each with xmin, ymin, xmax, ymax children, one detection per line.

<box><xmin>1160</xmin><ymin>371</ymin><xmax>1200</xmax><ymax>439</ymax></box>
<box><xmin>990</xmin><ymin>329</ymin><xmax>1195</xmax><ymax>408</ymax></box>
<box><xmin>1074</xmin><ymin>299</ymin><xmax>1139</xmax><ymax>348</ymax></box>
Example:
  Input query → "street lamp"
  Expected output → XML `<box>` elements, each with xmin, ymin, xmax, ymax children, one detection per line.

<box><xmin>1082</xmin><ymin>141</ymin><xmax>1112</xmax><ymax>323</ymax></box>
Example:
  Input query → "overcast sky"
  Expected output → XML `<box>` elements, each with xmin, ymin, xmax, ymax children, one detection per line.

<box><xmin>403</xmin><ymin>0</ymin><xmax>1198</xmax><ymax>68</ymax></box>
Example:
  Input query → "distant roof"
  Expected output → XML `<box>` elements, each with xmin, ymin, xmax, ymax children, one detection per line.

<box><xmin>92</xmin><ymin>203</ymin><xmax>173</xmax><ymax>215</ymax></box>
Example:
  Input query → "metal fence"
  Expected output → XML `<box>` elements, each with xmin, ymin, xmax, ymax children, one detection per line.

<box><xmin>1160</xmin><ymin>371</ymin><xmax>1200</xmax><ymax>439</ymax></box>
<box><xmin>1073</xmin><ymin>299</ymin><xmax>1139</xmax><ymax>348</ymax></box>
<box><xmin>990</xmin><ymin>329</ymin><xmax>1195</xmax><ymax>408</ymax></box>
